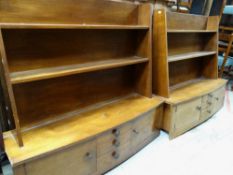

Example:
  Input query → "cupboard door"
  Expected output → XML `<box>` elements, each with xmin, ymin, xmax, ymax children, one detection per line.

<box><xmin>131</xmin><ymin>109</ymin><xmax>159</xmax><ymax>147</ymax></box>
<box><xmin>200</xmin><ymin>94</ymin><xmax>213</xmax><ymax>121</ymax></box>
<box><xmin>25</xmin><ymin>140</ymin><xmax>96</xmax><ymax>175</ymax></box>
<box><xmin>211</xmin><ymin>87</ymin><xmax>225</xmax><ymax>113</ymax></box>
<box><xmin>97</xmin><ymin>142</ymin><xmax>130</xmax><ymax>173</ymax></box>
<box><xmin>172</xmin><ymin>98</ymin><xmax>202</xmax><ymax>137</ymax></box>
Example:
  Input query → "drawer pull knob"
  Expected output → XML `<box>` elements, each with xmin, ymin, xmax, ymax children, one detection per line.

<box><xmin>112</xmin><ymin>129</ymin><xmax>120</xmax><ymax>137</ymax></box>
<box><xmin>196</xmin><ymin>106</ymin><xmax>202</xmax><ymax>111</ymax></box>
<box><xmin>112</xmin><ymin>139</ymin><xmax>120</xmax><ymax>147</ymax></box>
<box><xmin>207</xmin><ymin>101</ymin><xmax>212</xmax><ymax>105</ymax></box>
<box><xmin>112</xmin><ymin>151</ymin><xmax>119</xmax><ymax>159</ymax></box>
<box><xmin>85</xmin><ymin>152</ymin><xmax>93</xmax><ymax>159</ymax></box>
<box><xmin>133</xmin><ymin>129</ymin><xmax>139</xmax><ymax>134</ymax></box>
<box><xmin>215</xmin><ymin>97</ymin><xmax>219</xmax><ymax>101</ymax></box>
<box><xmin>207</xmin><ymin>110</ymin><xmax>211</xmax><ymax>114</ymax></box>
<box><xmin>208</xmin><ymin>94</ymin><xmax>213</xmax><ymax>98</ymax></box>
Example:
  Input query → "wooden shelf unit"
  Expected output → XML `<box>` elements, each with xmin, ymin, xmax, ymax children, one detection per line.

<box><xmin>0</xmin><ymin>0</ymin><xmax>153</xmax><ymax>149</ymax></box>
<box><xmin>152</xmin><ymin>10</ymin><xmax>227</xmax><ymax>139</ymax></box>
<box><xmin>153</xmin><ymin>10</ymin><xmax>219</xmax><ymax>98</ymax></box>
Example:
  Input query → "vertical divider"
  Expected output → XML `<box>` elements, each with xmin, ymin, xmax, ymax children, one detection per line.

<box><xmin>152</xmin><ymin>9</ymin><xmax>170</xmax><ymax>98</ymax></box>
<box><xmin>135</xmin><ymin>3</ymin><xmax>153</xmax><ymax>98</ymax></box>
<box><xmin>0</xmin><ymin>29</ymin><xmax>23</xmax><ymax>147</ymax></box>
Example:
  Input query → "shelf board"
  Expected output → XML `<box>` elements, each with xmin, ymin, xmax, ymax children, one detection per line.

<box><xmin>0</xmin><ymin>23</ymin><xmax>149</xmax><ymax>29</ymax></box>
<box><xmin>3</xmin><ymin>94</ymin><xmax>163</xmax><ymax>166</ymax></box>
<box><xmin>10</xmin><ymin>56</ymin><xmax>148</xmax><ymax>84</ymax></box>
<box><xmin>167</xmin><ymin>29</ymin><xmax>217</xmax><ymax>33</ymax></box>
<box><xmin>167</xmin><ymin>79</ymin><xmax>227</xmax><ymax>104</ymax></box>
<box><xmin>168</xmin><ymin>51</ymin><xmax>217</xmax><ymax>62</ymax></box>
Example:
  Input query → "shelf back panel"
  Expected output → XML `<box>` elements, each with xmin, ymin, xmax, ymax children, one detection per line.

<box><xmin>0</xmin><ymin>0</ymin><xmax>139</xmax><ymax>25</ymax></box>
<box><xmin>168</xmin><ymin>33</ymin><xmax>216</xmax><ymax>56</ymax></box>
<box><xmin>166</xmin><ymin>11</ymin><xmax>208</xmax><ymax>30</ymax></box>
<box><xmin>2</xmin><ymin>29</ymin><xmax>145</xmax><ymax>73</ymax></box>
<box><xmin>169</xmin><ymin>56</ymin><xmax>216</xmax><ymax>87</ymax></box>
<box><xmin>13</xmin><ymin>67</ymin><xmax>136</xmax><ymax>128</ymax></box>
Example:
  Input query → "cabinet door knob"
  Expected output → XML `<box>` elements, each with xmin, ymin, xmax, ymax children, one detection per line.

<box><xmin>112</xmin><ymin>151</ymin><xmax>119</xmax><ymax>159</ymax></box>
<box><xmin>112</xmin><ymin>129</ymin><xmax>120</xmax><ymax>137</ymax></box>
<box><xmin>215</xmin><ymin>97</ymin><xmax>219</xmax><ymax>101</ymax></box>
<box><xmin>208</xmin><ymin>94</ymin><xmax>213</xmax><ymax>98</ymax></box>
<box><xmin>112</xmin><ymin>139</ymin><xmax>120</xmax><ymax>147</ymax></box>
<box><xmin>207</xmin><ymin>110</ymin><xmax>211</xmax><ymax>114</ymax></box>
<box><xmin>133</xmin><ymin>129</ymin><xmax>139</xmax><ymax>134</ymax></box>
<box><xmin>85</xmin><ymin>152</ymin><xmax>93</xmax><ymax>160</ymax></box>
<box><xmin>207</xmin><ymin>101</ymin><xmax>212</xmax><ymax>105</ymax></box>
<box><xmin>196</xmin><ymin>106</ymin><xmax>202</xmax><ymax>111</ymax></box>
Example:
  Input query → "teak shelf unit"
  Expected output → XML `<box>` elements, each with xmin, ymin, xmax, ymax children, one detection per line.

<box><xmin>0</xmin><ymin>1</ymin><xmax>152</xmax><ymax>147</ymax></box>
<box><xmin>153</xmin><ymin>10</ymin><xmax>227</xmax><ymax>139</ymax></box>
<box><xmin>0</xmin><ymin>1</ymin><xmax>164</xmax><ymax>174</ymax></box>
<box><xmin>153</xmin><ymin>9</ymin><xmax>219</xmax><ymax>98</ymax></box>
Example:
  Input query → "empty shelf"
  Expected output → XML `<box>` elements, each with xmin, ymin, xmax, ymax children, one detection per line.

<box><xmin>0</xmin><ymin>23</ymin><xmax>149</xmax><ymax>29</ymax></box>
<box><xmin>10</xmin><ymin>56</ymin><xmax>149</xmax><ymax>84</ymax></box>
<box><xmin>168</xmin><ymin>51</ymin><xmax>216</xmax><ymax>62</ymax></box>
<box><xmin>167</xmin><ymin>29</ymin><xmax>217</xmax><ymax>33</ymax></box>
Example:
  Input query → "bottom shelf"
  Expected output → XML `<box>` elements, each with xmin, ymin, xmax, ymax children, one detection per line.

<box><xmin>167</xmin><ymin>78</ymin><xmax>227</xmax><ymax>104</ymax></box>
<box><xmin>4</xmin><ymin>94</ymin><xmax>163</xmax><ymax>166</ymax></box>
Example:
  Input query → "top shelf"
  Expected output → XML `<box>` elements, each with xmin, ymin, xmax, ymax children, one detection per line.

<box><xmin>0</xmin><ymin>23</ymin><xmax>149</xmax><ymax>30</ymax></box>
<box><xmin>167</xmin><ymin>29</ymin><xmax>217</xmax><ymax>33</ymax></box>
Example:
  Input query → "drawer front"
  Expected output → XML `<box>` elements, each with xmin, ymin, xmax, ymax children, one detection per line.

<box><xmin>173</xmin><ymin>98</ymin><xmax>202</xmax><ymax>136</ymax></box>
<box><xmin>97</xmin><ymin>123</ymin><xmax>131</xmax><ymax>156</ymax></box>
<box><xmin>25</xmin><ymin>140</ymin><xmax>96</xmax><ymax>175</ymax></box>
<box><xmin>131</xmin><ymin>109</ymin><xmax>158</xmax><ymax>147</ymax></box>
<box><xmin>97</xmin><ymin>143</ymin><xmax>130</xmax><ymax>173</ymax></box>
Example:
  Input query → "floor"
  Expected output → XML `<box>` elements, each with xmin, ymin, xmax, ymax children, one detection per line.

<box><xmin>106</xmin><ymin>80</ymin><xmax>233</xmax><ymax>175</ymax></box>
<box><xmin>1</xmin><ymin>81</ymin><xmax>233</xmax><ymax>175</ymax></box>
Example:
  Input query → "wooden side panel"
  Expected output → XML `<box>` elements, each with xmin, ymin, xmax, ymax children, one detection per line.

<box><xmin>152</xmin><ymin>9</ymin><xmax>169</xmax><ymax>98</ymax></box>
<box><xmin>0</xmin><ymin>0</ymin><xmax>139</xmax><ymax>25</ymax></box>
<box><xmin>0</xmin><ymin>29</ymin><xmax>23</xmax><ymax>146</ymax></box>
<box><xmin>13</xmin><ymin>67</ymin><xmax>136</xmax><ymax>128</ymax></box>
<box><xmin>135</xmin><ymin>3</ymin><xmax>153</xmax><ymax>97</ymax></box>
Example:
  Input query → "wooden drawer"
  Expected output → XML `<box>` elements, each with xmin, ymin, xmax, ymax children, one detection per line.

<box><xmin>97</xmin><ymin>143</ymin><xmax>130</xmax><ymax>173</ymax></box>
<box><xmin>172</xmin><ymin>98</ymin><xmax>202</xmax><ymax>137</ymax></box>
<box><xmin>97</xmin><ymin>123</ymin><xmax>131</xmax><ymax>156</ymax></box>
<box><xmin>131</xmin><ymin>109</ymin><xmax>158</xmax><ymax>147</ymax></box>
<box><xmin>25</xmin><ymin>140</ymin><xmax>96</xmax><ymax>175</ymax></box>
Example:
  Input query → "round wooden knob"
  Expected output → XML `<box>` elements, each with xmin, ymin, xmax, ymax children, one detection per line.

<box><xmin>85</xmin><ymin>152</ymin><xmax>93</xmax><ymax>159</ymax></box>
<box><xmin>112</xmin><ymin>151</ymin><xmax>119</xmax><ymax>159</ymax></box>
<box><xmin>207</xmin><ymin>101</ymin><xmax>212</xmax><ymax>105</ymax></box>
<box><xmin>133</xmin><ymin>129</ymin><xmax>139</xmax><ymax>134</ymax></box>
<box><xmin>112</xmin><ymin>129</ymin><xmax>120</xmax><ymax>137</ymax></box>
<box><xmin>112</xmin><ymin>139</ymin><xmax>120</xmax><ymax>147</ymax></box>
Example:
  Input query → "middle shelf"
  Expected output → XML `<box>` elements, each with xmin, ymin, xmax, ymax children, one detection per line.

<box><xmin>10</xmin><ymin>56</ymin><xmax>148</xmax><ymax>84</ymax></box>
<box><xmin>168</xmin><ymin>51</ymin><xmax>217</xmax><ymax>62</ymax></box>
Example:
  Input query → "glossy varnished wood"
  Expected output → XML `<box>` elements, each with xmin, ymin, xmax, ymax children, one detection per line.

<box><xmin>1</xmin><ymin>0</ymin><xmax>153</xmax><ymax>147</ymax></box>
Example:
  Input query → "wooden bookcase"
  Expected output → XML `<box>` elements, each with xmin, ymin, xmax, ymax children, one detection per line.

<box><xmin>0</xmin><ymin>1</ymin><xmax>164</xmax><ymax>174</ymax></box>
<box><xmin>153</xmin><ymin>9</ymin><xmax>227</xmax><ymax>139</ymax></box>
